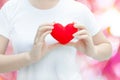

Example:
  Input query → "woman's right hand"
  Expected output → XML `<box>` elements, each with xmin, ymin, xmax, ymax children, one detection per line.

<box><xmin>28</xmin><ymin>23</ymin><xmax>54</xmax><ymax>62</ymax></box>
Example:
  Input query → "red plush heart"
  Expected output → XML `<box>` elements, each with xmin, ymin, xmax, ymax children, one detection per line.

<box><xmin>51</xmin><ymin>23</ymin><xmax>78</xmax><ymax>44</ymax></box>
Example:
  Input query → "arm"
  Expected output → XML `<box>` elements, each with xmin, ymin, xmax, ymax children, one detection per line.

<box><xmin>0</xmin><ymin>35</ymin><xmax>32</xmax><ymax>73</ymax></box>
<box><xmin>73</xmin><ymin>25</ymin><xmax>112</xmax><ymax>61</ymax></box>
<box><xmin>91</xmin><ymin>31</ymin><xmax>112</xmax><ymax>61</ymax></box>
<box><xmin>0</xmin><ymin>23</ymin><xmax>54</xmax><ymax>73</ymax></box>
<box><xmin>71</xmin><ymin>2</ymin><xmax>112</xmax><ymax>61</ymax></box>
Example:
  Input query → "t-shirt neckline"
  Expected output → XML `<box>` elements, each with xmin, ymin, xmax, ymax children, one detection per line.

<box><xmin>25</xmin><ymin>0</ymin><xmax>63</xmax><ymax>12</ymax></box>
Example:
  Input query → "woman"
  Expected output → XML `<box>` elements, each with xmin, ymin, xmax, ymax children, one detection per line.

<box><xmin>0</xmin><ymin>0</ymin><xmax>112</xmax><ymax>80</ymax></box>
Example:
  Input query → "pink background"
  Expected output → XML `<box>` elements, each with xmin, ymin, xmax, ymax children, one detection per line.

<box><xmin>0</xmin><ymin>0</ymin><xmax>120</xmax><ymax>80</ymax></box>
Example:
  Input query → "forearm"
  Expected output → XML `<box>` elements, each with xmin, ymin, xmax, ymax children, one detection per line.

<box><xmin>0</xmin><ymin>52</ymin><xmax>32</xmax><ymax>73</ymax></box>
<box><xmin>92</xmin><ymin>42</ymin><xmax>112</xmax><ymax>61</ymax></box>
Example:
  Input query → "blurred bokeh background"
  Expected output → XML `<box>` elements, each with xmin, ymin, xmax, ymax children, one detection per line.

<box><xmin>0</xmin><ymin>0</ymin><xmax>120</xmax><ymax>80</ymax></box>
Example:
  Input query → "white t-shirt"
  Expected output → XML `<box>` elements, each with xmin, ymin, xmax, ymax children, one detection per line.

<box><xmin>0</xmin><ymin>0</ymin><xmax>100</xmax><ymax>80</ymax></box>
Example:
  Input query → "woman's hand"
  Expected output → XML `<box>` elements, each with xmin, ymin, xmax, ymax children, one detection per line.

<box><xmin>72</xmin><ymin>24</ymin><xmax>96</xmax><ymax>57</ymax></box>
<box><xmin>28</xmin><ymin>23</ymin><xmax>58</xmax><ymax>62</ymax></box>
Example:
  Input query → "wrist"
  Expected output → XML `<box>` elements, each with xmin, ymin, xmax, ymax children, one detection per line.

<box><xmin>87</xmin><ymin>46</ymin><xmax>99</xmax><ymax>60</ymax></box>
<box><xmin>25</xmin><ymin>52</ymin><xmax>37</xmax><ymax>64</ymax></box>
<box><xmin>85</xmin><ymin>46</ymin><xmax>97</xmax><ymax>58</ymax></box>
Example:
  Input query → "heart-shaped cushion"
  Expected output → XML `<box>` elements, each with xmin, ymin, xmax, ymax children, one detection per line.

<box><xmin>51</xmin><ymin>23</ymin><xmax>78</xmax><ymax>44</ymax></box>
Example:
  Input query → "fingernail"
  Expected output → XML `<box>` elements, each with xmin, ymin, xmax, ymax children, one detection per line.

<box><xmin>73</xmin><ymin>33</ymin><xmax>76</xmax><ymax>36</ymax></box>
<box><xmin>49</xmin><ymin>30</ymin><xmax>52</xmax><ymax>33</ymax></box>
<box><xmin>52</xmin><ymin>22</ymin><xmax>56</xmax><ymax>25</ymax></box>
<box><xmin>50</xmin><ymin>26</ymin><xmax>54</xmax><ymax>29</ymax></box>
<box><xmin>74</xmin><ymin>24</ymin><xmax>79</xmax><ymax>27</ymax></box>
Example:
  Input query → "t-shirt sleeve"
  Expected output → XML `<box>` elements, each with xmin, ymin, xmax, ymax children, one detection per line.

<box><xmin>81</xmin><ymin>5</ymin><xmax>101</xmax><ymax>36</ymax></box>
<box><xmin>0</xmin><ymin>5</ymin><xmax>12</xmax><ymax>39</ymax></box>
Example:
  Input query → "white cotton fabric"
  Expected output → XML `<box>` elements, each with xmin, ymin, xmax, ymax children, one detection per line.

<box><xmin>0</xmin><ymin>0</ymin><xmax>100</xmax><ymax>80</ymax></box>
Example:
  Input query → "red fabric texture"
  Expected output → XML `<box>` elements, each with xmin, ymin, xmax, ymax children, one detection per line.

<box><xmin>51</xmin><ymin>23</ymin><xmax>78</xmax><ymax>44</ymax></box>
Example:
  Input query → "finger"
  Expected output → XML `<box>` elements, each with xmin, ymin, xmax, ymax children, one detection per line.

<box><xmin>74</xmin><ymin>24</ymin><xmax>87</xmax><ymax>30</ymax></box>
<box><xmin>48</xmin><ymin>43</ymin><xmax>61</xmax><ymax>50</ymax></box>
<box><xmin>39</xmin><ymin>23</ymin><xmax>54</xmax><ymax>30</ymax></box>
<box><xmin>34</xmin><ymin>24</ymin><xmax>53</xmax><ymax>44</ymax></box>
<box><xmin>38</xmin><ymin>25</ymin><xmax>53</xmax><ymax>34</ymax></box>
<box><xmin>34</xmin><ymin>30</ymin><xmax>41</xmax><ymax>45</ymax></box>
<box><xmin>74</xmin><ymin>34</ymin><xmax>89</xmax><ymax>40</ymax></box>
<box><xmin>73</xmin><ymin>29</ymin><xmax>88</xmax><ymax>36</ymax></box>
<box><xmin>52</xmin><ymin>21</ymin><xmax>56</xmax><ymax>24</ymax></box>
<box><xmin>40</xmin><ymin>23</ymin><xmax>54</xmax><ymax>27</ymax></box>
<box><xmin>38</xmin><ymin>30</ymin><xmax>52</xmax><ymax>43</ymax></box>
<box><xmin>38</xmin><ymin>25</ymin><xmax>53</xmax><ymax>42</ymax></box>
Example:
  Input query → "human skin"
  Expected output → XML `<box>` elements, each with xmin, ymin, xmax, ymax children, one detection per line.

<box><xmin>0</xmin><ymin>0</ymin><xmax>112</xmax><ymax>73</ymax></box>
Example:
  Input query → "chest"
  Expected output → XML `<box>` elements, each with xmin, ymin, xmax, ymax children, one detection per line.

<box><xmin>10</xmin><ymin>11</ymin><xmax>84</xmax><ymax>52</ymax></box>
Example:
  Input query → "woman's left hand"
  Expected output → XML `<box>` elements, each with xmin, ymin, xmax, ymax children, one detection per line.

<box><xmin>71</xmin><ymin>24</ymin><xmax>96</xmax><ymax>57</ymax></box>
